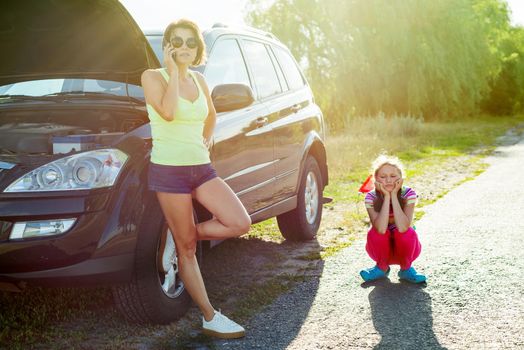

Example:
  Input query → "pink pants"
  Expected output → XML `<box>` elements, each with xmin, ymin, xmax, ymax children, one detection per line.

<box><xmin>365</xmin><ymin>226</ymin><xmax>421</xmax><ymax>271</ymax></box>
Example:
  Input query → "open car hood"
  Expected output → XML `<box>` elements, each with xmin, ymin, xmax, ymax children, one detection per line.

<box><xmin>0</xmin><ymin>0</ymin><xmax>159</xmax><ymax>86</ymax></box>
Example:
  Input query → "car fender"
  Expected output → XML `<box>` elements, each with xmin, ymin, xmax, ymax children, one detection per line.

<box><xmin>296</xmin><ymin>131</ymin><xmax>328</xmax><ymax>192</ymax></box>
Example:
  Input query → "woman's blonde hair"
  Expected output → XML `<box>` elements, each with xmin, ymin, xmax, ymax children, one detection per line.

<box><xmin>162</xmin><ymin>19</ymin><xmax>207</xmax><ymax>66</ymax></box>
<box><xmin>371</xmin><ymin>154</ymin><xmax>406</xmax><ymax>212</ymax></box>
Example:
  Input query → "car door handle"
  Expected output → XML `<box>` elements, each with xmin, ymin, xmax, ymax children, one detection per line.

<box><xmin>255</xmin><ymin>117</ymin><xmax>268</xmax><ymax>127</ymax></box>
<box><xmin>290</xmin><ymin>105</ymin><xmax>301</xmax><ymax>113</ymax></box>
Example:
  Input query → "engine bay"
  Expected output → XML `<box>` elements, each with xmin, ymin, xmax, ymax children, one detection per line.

<box><xmin>0</xmin><ymin>107</ymin><xmax>147</xmax><ymax>155</ymax></box>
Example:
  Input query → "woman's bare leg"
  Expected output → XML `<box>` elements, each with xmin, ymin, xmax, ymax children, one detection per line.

<box><xmin>193</xmin><ymin>178</ymin><xmax>251</xmax><ymax>240</ymax></box>
<box><xmin>156</xmin><ymin>192</ymin><xmax>215</xmax><ymax>321</ymax></box>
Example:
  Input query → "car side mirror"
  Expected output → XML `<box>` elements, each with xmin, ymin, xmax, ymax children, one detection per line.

<box><xmin>212</xmin><ymin>83</ymin><xmax>254</xmax><ymax>113</ymax></box>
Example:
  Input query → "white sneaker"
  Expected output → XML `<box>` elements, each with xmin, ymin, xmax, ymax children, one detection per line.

<box><xmin>202</xmin><ymin>310</ymin><xmax>245</xmax><ymax>339</ymax></box>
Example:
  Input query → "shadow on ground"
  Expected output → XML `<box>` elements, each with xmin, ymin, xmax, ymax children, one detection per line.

<box><xmin>363</xmin><ymin>279</ymin><xmax>447</xmax><ymax>350</ymax></box>
<box><xmin>170</xmin><ymin>237</ymin><xmax>325</xmax><ymax>350</ymax></box>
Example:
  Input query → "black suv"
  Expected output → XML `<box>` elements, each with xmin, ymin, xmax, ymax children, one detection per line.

<box><xmin>0</xmin><ymin>0</ymin><xmax>328</xmax><ymax>324</ymax></box>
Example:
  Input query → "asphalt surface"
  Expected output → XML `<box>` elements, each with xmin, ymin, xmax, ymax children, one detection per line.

<box><xmin>209</xmin><ymin>138</ymin><xmax>524</xmax><ymax>349</ymax></box>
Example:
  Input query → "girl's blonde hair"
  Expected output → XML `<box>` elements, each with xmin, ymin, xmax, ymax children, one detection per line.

<box><xmin>372</xmin><ymin>154</ymin><xmax>404</xmax><ymax>179</ymax></box>
<box><xmin>371</xmin><ymin>154</ymin><xmax>406</xmax><ymax>212</ymax></box>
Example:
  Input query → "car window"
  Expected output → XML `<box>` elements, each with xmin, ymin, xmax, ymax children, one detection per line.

<box><xmin>267</xmin><ymin>45</ymin><xmax>288</xmax><ymax>92</ymax></box>
<box><xmin>273</xmin><ymin>46</ymin><xmax>306</xmax><ymax>90</ymax></box>
<box><xmin>242</xmin><ymin>40</ymin><xmax>282</xmax><ymax>99</ymax></box>
<box><xmin>204</xmin><ymin>39</ymin><xmax>251</xmax><ymax>93</ymax></box>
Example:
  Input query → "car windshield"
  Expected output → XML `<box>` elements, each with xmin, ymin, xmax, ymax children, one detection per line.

<box><xmin>0</xmin><ymin>78</ymin><xmax>144</xmax><ymax>100</ymax></box>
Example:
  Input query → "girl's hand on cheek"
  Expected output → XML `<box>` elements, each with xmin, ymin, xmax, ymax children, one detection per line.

<box><xmin>392</xmin><ymin>178</ymin><xmax>403</xmax><ymax>193</ymax></box>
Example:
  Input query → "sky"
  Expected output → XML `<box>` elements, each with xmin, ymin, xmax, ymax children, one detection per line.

<box><xmin>507</xmin><ymin>0</ymin><xmax>524</xmax><ymax>26</ymax></box>
<box><xmin>120</xmin><ymin>0</ymin><xmax>250</xmax><ymax>31</ymax></box>
<box><xmin>120</xmin><ymin>0</ymin><xmax>524</xmax><ymax>31</ymax></box>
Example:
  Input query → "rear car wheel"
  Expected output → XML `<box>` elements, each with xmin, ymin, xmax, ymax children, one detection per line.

<box><xmin>277</xmin><ymin>155</ymin><xmax>323</xmax><ymax>241</ymax></box>
<box><xmin>112</xmin><ymin>214</ymin><xmax>200</xmax><ymax>324</ymax></box>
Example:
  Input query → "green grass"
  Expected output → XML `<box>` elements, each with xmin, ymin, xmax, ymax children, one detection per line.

<box><xmin>0</xmin><ymin>287</ymin><xmax>114</xmax><ymax>346</ymax></box>
<box><xmin>245</xmin><ymin>217</ymin><xmax>282</xmax><ymax>242</ymax></box>
<box><xmin>320</xmin><ymin>242</ymin><xmax>353</xmax><ymax>259</ymax></box>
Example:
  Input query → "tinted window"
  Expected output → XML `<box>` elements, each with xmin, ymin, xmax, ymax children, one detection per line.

<box><xmin>268</xmin><ymin>45</ymin><xmax>288</xmax><ymax>92</ymax></box>
<box><xmin>242</xmin><ymin>40</ymin><xmax>282</xmax><ymax>99</ymax></box>
<box><xmin>204</xmin><ymin>39</ymin><xmax>251</xmax><ymax>93</ymax></box>
<box><xmin>273</xmin><ymin>46</ymin><xmax>306</xmax><ymax>90</ymax></box>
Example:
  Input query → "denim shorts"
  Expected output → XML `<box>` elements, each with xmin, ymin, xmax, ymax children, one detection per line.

<box><xmin>148</xmin><ymin>162</ymin><xmax>218</xmax><ymax>194</ymax></box>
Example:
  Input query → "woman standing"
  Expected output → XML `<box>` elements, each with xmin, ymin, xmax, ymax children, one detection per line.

<box><xmin>141</xmin><ymin>19</ymin><xmax>250</xmax><ymax>339</ymax></box>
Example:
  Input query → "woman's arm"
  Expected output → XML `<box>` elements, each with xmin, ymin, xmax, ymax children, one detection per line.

<box><xmin>390</xmin><ymin>179</ymin><xmax>414</xmax><ymax>232</ymax></box>
<box><xmin>141</xmin><ymin>44</ymin><xmax>180</xmax><ymax>121</ymax></box>
<box><xmin>195</xmin><ymin>71</ymin><xmax>217</xmax><ymax>147</ymax></box>
<box><xmin>367</xmin><ymin>183</ymin><xmax>391</xmax><ymax>234</ymax></box>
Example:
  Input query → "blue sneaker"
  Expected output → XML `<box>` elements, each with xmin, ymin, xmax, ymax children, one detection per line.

<box><xmin>360</xmin><ymin>266</ymin><xmax>390</xmax><ymax>282</ymax></box>
<box><xmin>398</xmin><ymin>267</ymin><xmax>426</xmax><ymax>284</ymax></box>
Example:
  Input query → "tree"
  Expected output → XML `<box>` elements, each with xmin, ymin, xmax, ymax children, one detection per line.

<box><xmin>247</xmin><ymin>0</ymin><xmax>518</xmax><ymax>127</ymax></box>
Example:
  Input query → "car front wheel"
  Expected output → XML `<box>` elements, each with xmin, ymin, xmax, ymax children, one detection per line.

<box><xmin>112</xmin><ymin>215</ymin><xmax>198</xmax><ymax>324</ymax></box>
<box><xmin>277</xmin><ymin>155</ymin><xmax>323</xmax><ymax>241</ymax></box>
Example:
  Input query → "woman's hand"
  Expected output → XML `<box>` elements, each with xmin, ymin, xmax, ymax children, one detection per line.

<box><xmin>392</xmin><ymin>178</ymin><xmax>403</xmax><ymax>195</ymax></box>
<box><xmin>203</xmin><ymin>136</ymin><xmax>212</xmax><ymax>149</ymax></box>
<box><xmin>163</xmin><ymin>43</ymin><xmax>177</xmax><ymax>73</ymax></box>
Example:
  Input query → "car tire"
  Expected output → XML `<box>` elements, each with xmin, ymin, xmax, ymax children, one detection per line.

<box><xmin>277</xmin><ymin>155</ymin><xmax>323</xmax><ymax>241</ymax></box>
<box><xmin>112</xmin><ymin>205</ymin><xmax>201</xmax><ymax>324</ymax></box>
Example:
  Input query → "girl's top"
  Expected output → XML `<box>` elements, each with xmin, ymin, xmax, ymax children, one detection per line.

<box><xmin>147</xmin><ymin>68</ymin><xmax>210</xmax><ymax>166</ymax></box>
<box><xmin>364</xmin><ymin>186</ymin><xmax>418</xmax><ymax>230</ymax></box>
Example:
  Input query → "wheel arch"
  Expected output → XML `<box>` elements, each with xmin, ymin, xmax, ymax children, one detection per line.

<box><xmin>299</xmin><ymin>132</ymin><xmax>328</xmax><ymax>190</ymax></box>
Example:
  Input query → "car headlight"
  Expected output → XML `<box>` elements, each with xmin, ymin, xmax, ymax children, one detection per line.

<box><xmin>4</xmin><ymin>149</ymin><xmax>128</xmax><ymax>192</ymax></box>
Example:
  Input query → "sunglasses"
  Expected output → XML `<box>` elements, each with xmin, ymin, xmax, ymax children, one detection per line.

<box><xmin>170</xmin><ymin>36</ymin><xmax>198</xmax><ymax>49</ymax></box>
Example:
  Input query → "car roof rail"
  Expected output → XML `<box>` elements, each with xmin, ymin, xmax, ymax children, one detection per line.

<box><xmin>212</xmin><ymin>22</ymin><xmax>228</xmax><ymax>28</ymax></box>
<box><xmin>211</xmin><ymin>22</ymin><xmax>278</xmax><ymax>41</ymax></box>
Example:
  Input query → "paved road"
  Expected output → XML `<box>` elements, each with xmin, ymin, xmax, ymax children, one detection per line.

<box><xmin>211</xmin><ymin>138</ymin><xmax>524</xmax><ymax>350</ymax></box>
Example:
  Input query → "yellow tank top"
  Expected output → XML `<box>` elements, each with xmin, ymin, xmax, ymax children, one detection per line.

<box><xmin>147</xmin><ymin>68</ymin><xmax>210</xmax><ymax>166</ymax></box>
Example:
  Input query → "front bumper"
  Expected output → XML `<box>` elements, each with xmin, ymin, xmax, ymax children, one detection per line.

<box><xmin>0</xmin><ymin>253</ymin><xmax>134</xmax><ymax>290</ymax></box>
<box><xmin>0</xmin><ymin>182</ymin><xmax>147</xmax><ymax>289</ymax></box>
